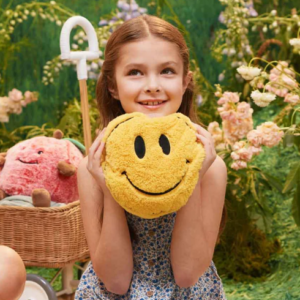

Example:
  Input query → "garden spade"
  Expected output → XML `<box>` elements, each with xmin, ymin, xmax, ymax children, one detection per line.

<box><xmin>60</xmin><ymin>16</ymin><xmax>100</xmax><ymax>154</ymax></box>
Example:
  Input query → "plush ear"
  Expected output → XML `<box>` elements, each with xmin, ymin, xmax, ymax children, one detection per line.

<box><xmin>175</xmin><ymin>113</ymin><xmax>197</xmax><ymax>132</ymax></box>
<box><xmin>102</xmin><ymin>112</ymin><xmax>146</xmax><ymax>143</ymax></box>
<box><xmin>100</xmin><ymin>112</ymin><xmax>146</xmax><ymax>166</ymax></box>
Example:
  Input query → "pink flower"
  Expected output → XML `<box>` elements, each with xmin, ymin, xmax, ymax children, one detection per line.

<box><xmin>231</xmin><ymin>160</ymin><xmax>247</xmax><ymax>170</ymax></box>
<box><xmin>236</xmin><ymin>102</ymin><xmax>253</xmax><ymax>119</ymax></box>
<box><xmin>257</xmin><ymin>122</ymin><xmax>284</xmax><ymax>147</ymax></box>
<box><xmin>223</xmin><ymin>118</ymin><xmax>253</xmax><ymax>143</ymax></box>
<box><xmin>257</xmin><ymin>81</ymin><xmax>264</xmax><ymax>89</ymax></box>
<box><xmin>247</xmin><ymin>129</ymin><xmax>264</xmax><ymax>147</ymax></box>
<box><xmin>219</xmin><ymin>108</ymin><xmax>239</xmax><ymax>124</ymax></box>
<box><xmin>217</xmin><ymin>92</ymin><xmax>239</xmax><ymax>105</ymax></box>
<box><xmin>231</xmin><ymin>152</ymin><xmax>240</xmax><ymax>160</ymax></box>
<box><xmin>24</xmin><ymin>91</ymin><xmax>38</xmax><ymax>103</ymax></box>
<box><xmin>265</xmin><ymin>61</ymin><xmax>298</xmax><ymax>98</ymax></box>
<box><xmin>284</xmin><ymin>93</ymin><xmax>300</xmax><ymax>104</ymax></box>
<box><xmin>232</xmin><ymin>141</ymin><xmax>247</xmax><ymax>151</ymax></box>
<box><xmin>231</xmin><ymin>146</ymin><xmax>253</xmax><ymax>162</ymax></box>
<box><xmin>249</xmin><ymin>146</ymin><xmax>262</xmax><ymax>155</ymax></box>
<box><xmin>8</xmin><ymin>88</ymin><xmax>23</xmax><ymax>102</ymax></box>
<box><xmin>208</xmin><ymin>121</ymin><xmax>224</xmax><ymax>145</ymax></box>
<box><xmin>265</xmin><ymin>84</ymin><xmax>289</xmax><ymax>98</ymax></box>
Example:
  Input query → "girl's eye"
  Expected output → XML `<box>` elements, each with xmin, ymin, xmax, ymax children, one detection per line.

<box><xmin>128</xmin><ymin>69</ymin><xmax>142</xmax><ymax>76</ymax></box>
<box><xmin>162</xmin><ymin>68</ymin><xmax>175</xmax><ymax>75</ymax></box>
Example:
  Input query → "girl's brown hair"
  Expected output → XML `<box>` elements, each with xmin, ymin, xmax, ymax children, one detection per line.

<box><xmin>96</xmin><ymin>14</ymin><xmax>227</xmax><ymax>243</ymax></box>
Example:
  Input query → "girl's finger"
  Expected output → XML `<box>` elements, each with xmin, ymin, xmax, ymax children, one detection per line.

<box><xmin>94</xmin><ymin>141</ymin><xmax>105</xmax><ymax>163</ymax></box>
<box><xmin>89</xmin><ymin>128</ymin><xmax>107</xmax><ymax>156</ymax></box>
<box><xmin>197</xmin><ymin>134</ymin><xmax>216</xmax><ymax>157</ymax></box>
<box><xmin>196</xmin><ymin>133</ymin><xmax>208</xmax><ymax>145</ymax></box>
<box><xmin>196</xmin><ymin>134</ymin><xmax>212</xmax><ymax>151</ymax></box>
<box><xmin>193</xmin><ymin>123</ymin><xmax>212</xmax><ymax>139</ymax></box>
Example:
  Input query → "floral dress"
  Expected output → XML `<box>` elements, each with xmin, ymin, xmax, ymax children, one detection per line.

<box><xmin>75</xmin><ymin>211</ymin><xmax>227</xmax><ymax>299</ymax></box>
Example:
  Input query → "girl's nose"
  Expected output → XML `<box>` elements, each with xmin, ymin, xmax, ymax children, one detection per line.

<box><xmin>144</xmin><ymin>76</ymin><xmax>161</xmax><ymax>93</ymax></box>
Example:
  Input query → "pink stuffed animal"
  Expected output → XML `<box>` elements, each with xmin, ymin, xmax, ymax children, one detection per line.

<box><xmin>0</xmin><ymin>130</ymin><xmax>84</xmax><ymax>207</ymax></box>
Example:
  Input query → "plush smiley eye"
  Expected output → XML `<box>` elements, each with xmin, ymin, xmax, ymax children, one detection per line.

<box><xmin>38</xmin><ymin>151</ymin><xmax>43</xmax><ymax>155</ymax></box>
<box><xmin>134</xmin><ymin>136</ymin><xmax>145</xmax><ymax>159</ymax></box>
<box><xmin>159</xmin><ymin>134</ymin><xmax>170</xmax><ymax>155</ymax></box>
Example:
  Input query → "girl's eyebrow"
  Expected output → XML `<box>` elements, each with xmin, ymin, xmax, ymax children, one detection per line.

<box><xmin>124</xmin><ymin>61</ymin><xmax>178</xmax><ymax>69</ymax></box>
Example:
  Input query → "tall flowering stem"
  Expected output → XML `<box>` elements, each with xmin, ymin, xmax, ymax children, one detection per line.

<box><xmin>211</xmin><ymin>84</ymin><xmax>284</xmax><ymax>171</ymax></box>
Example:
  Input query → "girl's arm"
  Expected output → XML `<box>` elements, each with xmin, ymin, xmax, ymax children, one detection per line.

<box><xmin>78</xmin><ymin>156</ymin><xmax>133</xmax><ymax>294</ymax></box>
<box><xmin>170</xmin><ymin>155</ymin><xmax>227</xmax><ymax>288</ymax></box>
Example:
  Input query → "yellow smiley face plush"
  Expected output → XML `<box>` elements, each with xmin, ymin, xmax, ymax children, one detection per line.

<box><xmin>101</xmin><ymin>112</ymin><xmax>206</xmax><ymax>219</ymax></box>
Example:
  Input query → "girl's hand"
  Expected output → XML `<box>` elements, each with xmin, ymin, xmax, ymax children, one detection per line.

<box><xmin>86</xmin><ymin>127</ymin><xmax>111</xmax><ymax>197</ymax></box>
<box><xmin>192</xmin><ymin>122</ymin><xmax>217</xmax><ymax>181</ymax></box>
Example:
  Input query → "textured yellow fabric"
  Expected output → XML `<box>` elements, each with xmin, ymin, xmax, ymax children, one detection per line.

<box><xmin>101</xmin><ymin>112</ymin><xmax>206</xmax><ymax>219</ymax></box>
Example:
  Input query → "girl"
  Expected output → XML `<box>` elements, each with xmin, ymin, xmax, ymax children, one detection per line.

<box><xmin>75</xmin><ymin>14</ymin><xmax>227</xmax><ymax>299</ymax></box>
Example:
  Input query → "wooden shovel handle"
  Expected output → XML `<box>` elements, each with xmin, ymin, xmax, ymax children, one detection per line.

<box><xmin>79</xmin><ymin>79</ymin><xmax>92</xmax><ymax>155</ymax></box>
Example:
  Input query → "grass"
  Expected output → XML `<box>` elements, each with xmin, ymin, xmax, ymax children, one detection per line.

<box><xmin>220</xmin><ymin>141</ymin><xmax>300</xmax><ymax>300</ymax></box>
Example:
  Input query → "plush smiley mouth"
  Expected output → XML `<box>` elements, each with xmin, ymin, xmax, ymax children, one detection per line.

<box><xmin>122</xmin><ymin>160</ymin><xmax>190</xmax><ymax>195</ymax></box>
<box><xmin>18</xmin><ymin>159</ymin><xmax>38</xmax><ymax>164</ymax></box>
<box><xmin>122</xmin><ymin>171</ymin><xmax>183</xmax><ymax>195</ymax></box>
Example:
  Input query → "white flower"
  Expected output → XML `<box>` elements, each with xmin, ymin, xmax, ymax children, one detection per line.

<box><xmin>289</xmin><ymin>38</ymin><xmax>300</xmax><ymax>49</ymax></box>
<box><xmin>237</xmin><ymin>66</ymin><xmax>261</xmax><ymax>81</ymax></box>
<box><xmin>251</xmin><ymin>90</ymin><xmax>276</xmax><ymax>107</ymax></box>
<box><xmin>271</xmin><ymin>10</ymin><xmax>277</xmax><ymax>16</ymax></box>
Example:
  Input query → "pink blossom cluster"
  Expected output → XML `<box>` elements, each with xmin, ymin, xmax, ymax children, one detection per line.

<box><xmin>265</xmin><ymin>61</ymin><xmax>298</xmax><ymax>98</ymax></box>
<box><xmin>211</xmin><ymin>89</ymin><xmax>284</xmax><ymax>171</ymax></box>
<box><xmin>208</xmin><ymin>121</ymin><xmax>223</xmax><ymax>146</ymax></box>
<box><xmin>216</xmin><ymin>92</ymin><xmax>253</xmax><ymax>143</ymax></box>
<box><xmin>283</xmin><ymin>93</ymin><xmax>300</xmax><ymax>104</ymax></box>
<box><xmin>0</xmin><ymin>89</ymin><xmax>38</xmax><ymax>123</ymax></box>
<box><xmin>230</xmin><ymin>141</ymin><xmax>262</xmax><ymax>170</ymax></box>
<box><xmin>247</xmin><ymin>122</ymin><xmax>284</xmax><ymax>148</ymax></box>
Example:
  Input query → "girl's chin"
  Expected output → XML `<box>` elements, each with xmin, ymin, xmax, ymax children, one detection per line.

<box><xmin>143</xmin><ymin>112</ymin><xmax>167</xmax><ymax>118</ymax></box>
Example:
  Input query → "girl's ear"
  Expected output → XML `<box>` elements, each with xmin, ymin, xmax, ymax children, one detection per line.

<box><xmin>183</xmin><ymin>71</ymin><xmax>193</xmax><ymax>92</ymax></box>
<box><xmin>108</xmin><ymin>86</ymin><xmax>120</xmax><ymax>100</ymax></box>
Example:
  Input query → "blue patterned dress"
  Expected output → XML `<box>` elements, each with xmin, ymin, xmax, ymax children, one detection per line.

<box><xmin>75</xmin><ymin>211</ymin><xmax>227</xmax><ymax>299</ymax></box>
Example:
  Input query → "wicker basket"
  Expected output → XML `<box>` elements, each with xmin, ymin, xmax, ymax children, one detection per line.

<box><xmin>0</xmin><ymin>200</ymin><xmax>89</xmax><ymax>268</ymax></box>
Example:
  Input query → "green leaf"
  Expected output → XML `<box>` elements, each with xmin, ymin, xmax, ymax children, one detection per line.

<box><xmin>282</xmin><ymin>162</ymin><xmax>300</xmax><ymax>193</ymax></box>
<box><xmin>249</xmin><ymin>173</ymin><xmax>264</xmax><ymax>211</ymax></box>
<box><xmin>291</xmin><ymin>168</ymin><xmax>300</xmax><ymax>227</ymax></box>
<box><xmin>260</xmin><ymin>172</ymin><xmax>283</xmax><ymax>193</ymax></box>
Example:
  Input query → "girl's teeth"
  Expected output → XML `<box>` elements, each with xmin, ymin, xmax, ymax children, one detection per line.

<box><xmin>143</xmin><ymin>101</ymin><xmax>163</xmax><ymax>106</ymax></box>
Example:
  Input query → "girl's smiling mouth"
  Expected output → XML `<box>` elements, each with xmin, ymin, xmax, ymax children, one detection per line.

<box><xmin>138</xmin><ymin>100</ymin><xmax>168</xmax><ymax>109</ymax></box>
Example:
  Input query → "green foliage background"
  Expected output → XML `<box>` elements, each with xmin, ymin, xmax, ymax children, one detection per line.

<box><xmin>2</xmin><ymin>0</ymin><xmax>299</xmax><ymax>129</ymax></box>
<box><xmin>2</xmin><ymin>0</ymin><xmax>300</xmax><ymax>298</ymax></box>
<box><xmin>1</xmin><ymin>0</ymin><xmax>224</xmax><ymax>131</ymax></box>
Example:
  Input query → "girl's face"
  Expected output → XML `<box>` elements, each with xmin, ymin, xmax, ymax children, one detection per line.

<box><xmin>110</xmin><ymin>36</ymin><xmax>192</xmax><ymax>118</ymax></box>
